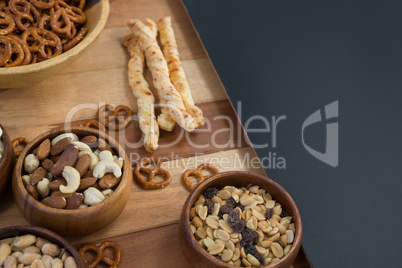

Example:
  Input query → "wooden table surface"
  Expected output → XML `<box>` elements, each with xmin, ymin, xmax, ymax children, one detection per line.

<box><xmin>0</xmin><ymin>0</ymin><xmax>311</xmax><ymax>267</ymax></box>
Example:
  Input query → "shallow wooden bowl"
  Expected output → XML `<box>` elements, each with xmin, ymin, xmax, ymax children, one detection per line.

<box><xmin>0</xmin><ymin>124</ymin><xmax>15</xmax><ymax>195</ymax></box>
<box><xmin>12</xmin><ymin>127</ymin><xmax>132</xmax><ymax>236</ymax></box>
<box><xmin>179</xmin><ymin>171</ymin><xmax>303</xmax><ymax>268</ymax></box>
<box><xmin>0</xmin><ymin>0</ymin><xmax>109</xmax><ymax>89</ymax></box>
<box><xmin>0</xmin><ymin>225</ymin><xmax>85</xmax><ymax>267</ymax></box>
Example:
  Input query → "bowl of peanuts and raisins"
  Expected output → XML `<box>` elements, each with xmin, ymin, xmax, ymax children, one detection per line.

<box><xmin>179</xmin><ymin>171</ymin><xmax>302</xmax><ymax>267</ymax></box>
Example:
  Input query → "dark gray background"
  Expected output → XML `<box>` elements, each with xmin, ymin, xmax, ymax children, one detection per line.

<box><xmin>183</xmin><ymin>0</ymin><xmax>402</xmax><ymax>267</ymax></box>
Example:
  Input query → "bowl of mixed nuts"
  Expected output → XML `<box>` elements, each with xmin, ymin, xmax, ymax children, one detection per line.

<box><xmin>0</xmin><ymin>225</ymin><xmax>85</xmax><ymax>267</ymax></box>
<box><xmin>12</xmin><ymin>127</ymin><xmax>132</xmax><ymax>236</ymax></box>
<box><xmin>179</xmin><ymin>171</ymin><xmax>302</xmax><ymax>267</ymax></box>
<box><xmin>0</xmin><ymin>124</ymin><xmax>15</xmax><ymax>196</ymax></box>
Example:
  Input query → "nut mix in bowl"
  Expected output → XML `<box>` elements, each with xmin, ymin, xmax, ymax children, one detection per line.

<box><xmin>12</xmin><ymin>127</ymin><xmax>132</xmax><ymax>236</ymax></box>
<box><xmin>21</xmin><ymin>132</ymin><xmax>124</xmax><ymax>209</ymax></box>
<box><xmin>190</xmin><ymin>185</ymin><xmax>295</xmax><ymax>267</ymax></box>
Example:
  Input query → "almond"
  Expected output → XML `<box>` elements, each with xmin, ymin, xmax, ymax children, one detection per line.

<box><xmin>41</xmin><ymin>158</ymin><xmax>54</xmax><ymax>172</ymax></box>
<box><xmin>26</xmin><ymin>184</ymin><xmax>38</xmax><ymax>200</ymax></box>
<box><xmin>48</xmin><ymin>178</ymin><xmax>67</xmax><ymax>191</ymax></box>
<box><xmin>36</xmin><ymin>139</ymin><xmax>51</xmax><ymax>160</ymax></box>
<box><xmin>97</xmin><ymin>138</ymin><xmax>113</xmax><ymax>153</ymax></box>
<box><xmin>77</xmin><ymin>177</ymin><xmax>97</xmax><ymax>191</ymax></box>
<box><xmin>82</xmin><ymin>169</ymin><xmax>93</xmax><ymax>178</ymax></box>
<box><xmin>66</xmin><ymin>193</ymin><xmax>84</xmax><ymax>209</ymax></box>
<box><xmin>29</xmin><ymin>167</ymin><xmax>47</xmax><ymax>185</ymax></box>
<box><xmin>80</xmin><ymin>135</ymin><xmax>97</xmax><ymax>145</ymax></box>
<box><xmin>99</xmin><ymin>174</ymin><xmax>121</xmax><ymax>189</ymax></box>
<box><xmin>74</xmin><ymin>154</ymin><xmax>91</xmax><ymax>177</ymax></box>
<box><xmin>50</xmin><ymin>137</ymin><xmax>71</xmax><ymax>156</ymax></box>
<box><xmin>51</xmin><ymin>191</ymin><xmax>75</xmax><ymax>198</ymax></box>
<box><xmin>50</xmin><ymin>144</ymin><xmax>79</xmax><ymax>177</ymax></box>
<box><xmin>41</xmin><ymin>195</ymin><xmax>66</xmax><ymax>209</ymax></box>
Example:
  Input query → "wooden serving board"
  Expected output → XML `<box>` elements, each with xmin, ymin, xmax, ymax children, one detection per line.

<box><xmin>0</xmin><ymin>0</ymin><xmax>311</xmax><ymax>267</ymax></box>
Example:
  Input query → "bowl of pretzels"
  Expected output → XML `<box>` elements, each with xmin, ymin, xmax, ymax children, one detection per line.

<box><xmin>0</xmin><ymin>0</ymin><xmax>109</xmax><ymax>88</ymax></box>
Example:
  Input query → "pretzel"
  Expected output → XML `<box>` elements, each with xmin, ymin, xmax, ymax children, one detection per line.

<box><xmin>9</xmin><ymin>0</ymin><xmax>41</xmax><ymax>31</ymax></box>
<box><xmin>8</xmin><ymin>35</ymin><xmax>32</xmax><ymax>65</ymax></box>
<box><xmin>63</xmin><ymin>26</ymin><xmax>86</xmax><ymax>51</ymax></box>
<box><xmin>0</xmin><ymin>36</ymin><xmax>12</xmax><ymax>66</ymax></box>
<box><xmin>0</xmin><ymin>11</ymin><xmax>15</xmax><ymax>35</ymax></box>
<box><xmin>123</xmin><ymin>18</ymin><xmax>159</xmax><ymax>152</ymax></box>
<box><xmin>182</xmin><ymin>163</ymin><xmax>219</xmax><ymax>191</ymax></box>
<box><xmin>31</xmin><ymin>0</ymin><xmax>55</xmax><ymax>10</ymax></box>
<box><xmin>51</xmin><ymin>9</ymin><xmax>74</xmax><ymax>37</ymax></box>
<box><xmin>134</xmin><ymin>156</ymin><xmax>172</xmax><ymax>189</ymax></box>
<box><xmin>0</xmin><ymin>1</ymin><xmax>6</xmax><ymax>11</ymax></box>
<box><xmin>128</xmin><ymin>19</ymin><xmax>197</xmax><ymax>132</ymax></box>
<box><xmin>97</xmin><ymin>104</ymin><xmax>133</xmax><ymax>130</ymax></box>
<box><xmin>55</xmin><ymin>0</ymin><xmax>85</xmax><ymax>24</ymax></box>
<box><xmin>158</xmin><ymin>16</ymin><xmax>205</xmax><ymax>127</ymax></box>
<box><xmin>79</xmin><ymin>241</ymin><xmax>121</xmax><ymax>268</ymax></box>
<box><xmin>12</xmin><ymin>137</ymin><xmax>30</xmax><ymax>157</ymax></box>
<box><xmin>83</xmin><ymin>119</ymin><xmax>106</xmax><ymax>132</ymax></box>
<box><xmin>21</xmin><ymin>27</ymin><xmax>62</xmax><ymax>59</ymax></box>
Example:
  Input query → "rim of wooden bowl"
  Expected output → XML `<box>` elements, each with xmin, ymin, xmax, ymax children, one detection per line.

<box><xmin>181</xmin><ymin>171</ymin><xmax>303</xmax><ymax>268</ymax></box>
<box><xmin>0</xmin><ymin>124</ymin><xmax>15</xmax><ymax>192</ymax></box>
<box><xmin>13</xmin><ymin>126</ymin><xmax>131</xmax><ymax>215</ymax></box>
<box><xmin>0</xmin><ymin>124</ymin><xmax>11</xmax><ymax>169</ymax></box>
<box><xmin>0</xmin><ymin>225</ymin><xmax>85</xmax><ymax>267</ymax></box>
<box><xmin>0</xmin><ymin>0</ymin><xmax>109</xmax><ymax>75</ymax></box>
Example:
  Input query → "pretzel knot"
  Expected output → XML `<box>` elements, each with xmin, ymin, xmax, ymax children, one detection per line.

<box><xmin>134</xmin><ymin>156</ymin><xmax>172</xmax><ymax>189</ymax></box>
<box><xmin>12</xmin><ymin>137</ymin><xmax>30</xmax><ymax>157</ymax></box>
<box><xmin>79</xmin><ymin>241</ymin><xmax>121</xmax><ymax>268</ymax></box>
<box><xmin>84</xmin><ymin>119</ymin><xmax>106</xmax><ymax>133</ymax></box>
<box><xmin>0</xmin><ymin>11</ymin><xmax>15</xmax><ymax>35</ymax></box>
<box><xmin>97</xmin><ymin>104</ymin><xmax>133</xmax><ymax>130</ymax></box>
<box><xmin>182</xmin><ymin>163</ymin><xmax>219</xmax><ymax>191</ymax></box>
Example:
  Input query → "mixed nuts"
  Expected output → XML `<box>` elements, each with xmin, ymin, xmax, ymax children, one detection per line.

<box><xmin>189</xmin><ymin>185</ymin><xmax>295</xmax><ymax>267</ymax></box>
<box><xmin>0</xmin><ymin>234</ymin><xmax>77</xmax><ymax>268</ymax></box>
<box><xmin>22</xmin><ymin>133</ymin><xmax>124</xmax><ymax>209</ymax></box>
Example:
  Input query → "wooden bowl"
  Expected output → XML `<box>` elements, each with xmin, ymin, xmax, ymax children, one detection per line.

<box><xmin>179</xmin><ymin>171</ymin><xmax>303</xmax><ymax>268</ymax></box>
<box><xmin>12</xmin><ymin>127</ymin><xmax>132</xmax><ymax>236</ymax></box>
<box><xmin>0</xmin><ymin>124</ymin><xmax>15</xmax><ymax>196</ymax></box>
<box><xmin>0</xmin><ymin>225</ymin><xmax>85</xmax><ymax>267</ymax></box>
<box><xmin>0</xmin><ymin>0</ymin><xmax>110</xmax><ymax>89</ymax></box>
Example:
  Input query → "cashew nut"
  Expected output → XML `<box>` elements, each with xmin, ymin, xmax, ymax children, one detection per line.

<box><xmin>37</xmin><ymin>178</ymin><xmax>50</xmax><ymax>198</ymax></box>
<box><xmin>78</xmin><ymin>204</ymin><xmax>88</xmax><ymax>209</ymax></box>
<box><xmin>83</xmin><ymin>187</ymin><xmax>105</xmax><ymax>206</ymax></box>
<box><xmin>24</xmin><ymin>154</ymin><xmax>40</xmax><ymax>174</ymax></box>
<box><xmin>51</xmin><ymin>133</ymin><xmax>79</xmax><ymax>146</ymax></box>
<box><xmin>46</xmin><ymin>172</ymin><xmax>53</xmax><ymax>181</ymax></box>
<box><xmin>78</xmin><ymin>151</ymin><xmax>99</xmax><ymax>170</ymax></box>
<box><xmin>59</xmin><ymin>166</ymin><xmax>80</xmax><ymax>194</ymax></box>
<box><xmin>99</xmin><ymin>150</ymin><xmax>113</xmax><ymax>161</ymax></box>
<box><xmin>113</xmin><ymin>156</ymin><xmax>124</xmax><ymax>169</ymax></box>
<box><xmin>71</xmin><ymin>141</ymin><xmax>91</xmax><ymax>152</ymax></box>
<box><xmin>93</xmin><ymin>160</ymin><xmax>122</xmax><ymax>179</ymax></box>
<box><xmin>21</xmin><ymin>175</ymin><xmax>31</xmax><ymax>185</ymax></box>
<box><xmin>102</xmin><ymin>189</ymin><xmax>114</xmax><ymax>199</ymax></box>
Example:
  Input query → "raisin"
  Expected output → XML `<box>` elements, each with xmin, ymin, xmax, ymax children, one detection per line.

<box><xmin>265</xmin><ymin>208</ymin><xmax>274</xmax><ymax>219</ymax></box>
<box><xmin>227</xmin><ymin>197</ymin><xmax>236</xmax><ymax>207</ymax></box>
<box><xmin>276</xmin><ymin>240</ymin><xmax>284</xmax><ymax>247</ymax></box>
<box><xmin>214</xmin><ymin>255</ymin><xmax>222</xmax><ymax>261</ymax></box>
<box><xmin>253</xmin><ymin>252</ymin><xmax>265</xmax><ymax>265</ymax></box>
<box><xmin>227</xmin><ymin>209</ymin><xmax>240</xmax><ymax>224</ymax></box>
<box><xmin>219</xmin><ymin>203</ymin><xmax>233</xmax><ymax>216</ymax></box>
<box><xmin>204</xmin><ymin>199</ymin><xmax>214</xmax><ymax>214</ymax></box>
<box><xmin>281</xmin><ymin>210</ymin><xmax>289</xmax><ymax>218</ymax></box>
<box><xmin>244</xmin><ymin>244</ymin><xmax>256</xmax><ymax>255</ymax></box>
<box><xmin>203</xmin><ymin>187</ymin><xmax>218</xmax><ymax>199</ymax></box>
<box><xmin>230</xmin><ymin>220</ymin><xmax>245</xmax><ymax>233</ymax></box>
<box><xmin>236</xmin><ymin>203</ymin><xmax>245</xmax><ymax>211</ymax></box>
<box><xmin>240</xmin><ymin>228</ymin><xmax>258</xmax><ymax>246</ymax></box>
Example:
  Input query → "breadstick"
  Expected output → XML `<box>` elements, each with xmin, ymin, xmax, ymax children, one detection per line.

<box><xmin>158</xmin><ymin>16</ymin><xmax>205</xmax><ymax>127</ymax></box>
<box><xmin>123</xmin><ymin>19</ymin><xmax>159</xmax><ymax>152</ymax></box>
<box><xmin>128</xmin><ymin>19</ymin><xmax>197</xmax><ymax>132</ymax></box>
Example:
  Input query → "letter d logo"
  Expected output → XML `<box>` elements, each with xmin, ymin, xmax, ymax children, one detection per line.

<box><xmin>302</xmin><ymin>101</ymin><xmax>339</xmax><ymax>167</ymax></box>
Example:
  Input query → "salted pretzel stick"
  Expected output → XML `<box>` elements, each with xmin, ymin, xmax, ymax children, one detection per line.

<box><xmin>123</xmin><ymin>18</ymin><xmax>159</xmax><ymax>152</ymax></box>
<box><xmin>158</xmin><ymin>17</ymin><xmax>205</xmax><ymax>127</ymax></box>
<box><xmin>128</xmin><ymin>19</ymin><xmax>197</xmax><ymax>132</ymax></box>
